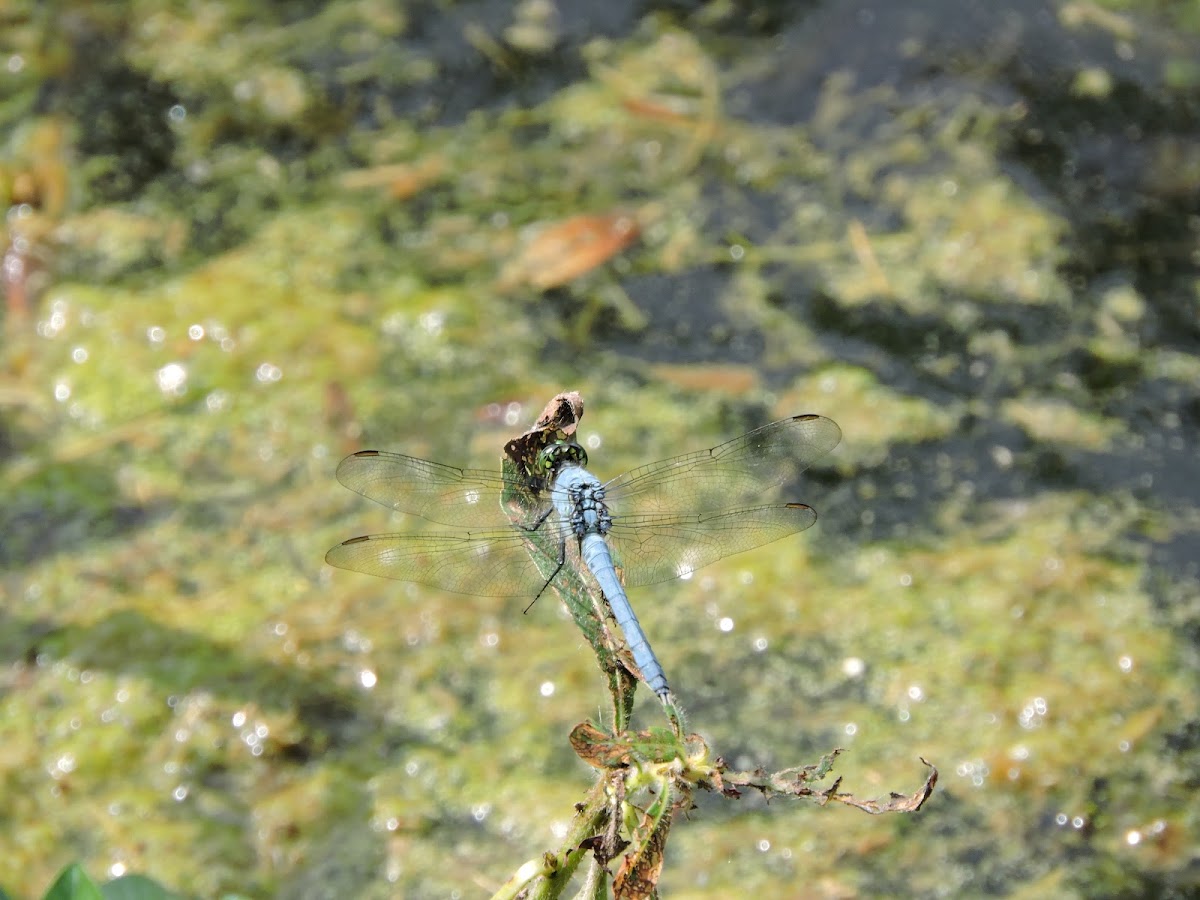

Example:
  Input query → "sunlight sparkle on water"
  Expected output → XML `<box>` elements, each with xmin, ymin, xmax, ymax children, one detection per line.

<box><xmin>419</xmin><ymin>311</ymin><xmax>444</xmax><ymax>336</ymax></box>
<box><xmin>157</xmin><ymin>362</ymin><xmax>188</xmax><ymax>395</ymax></box>
<box><xmin>1054</xmin><ymin>813</ymin><xmax>1088</xmax><ymax>830</ymax></box>
<box><xmin>956</xmin><ymin>759</ymin><xmax>990</xmax><ymax>787</ymax></box>
<box><xmin>256</xmin><ymin>362</ymin><xmax>282</xmax><ymax>383</ymax></box>
<box><xmin>38</xmin><ymin>299</ymin><xmax>68</xmax><ymax>338</ymax></box>
<box><xmin>1125</xmin><ymin>820</ymin><xmax>1166</xmax><ymax>847</ymax></box>
<box><xmin>1018</xmin><ymin>696</ymin><xmax>1048</xmax><ymax>729</ymax></box>
<box><xmin>50</xmin><ymin>754</ymin><xmax>76</xmax><ymax>778</ymax></box>
<box><xmin>540</xmin><ymin>681</ymin><xmax>555</xmax><ymax>697</ymax></box>
<box><xmin>342</xmin><ymin>628</ymin><xmax>371</xmax><ymax>652</ymax></box>
<box><xmin>211</xmin><ymin>324</ymin><xmax>235</xmax><ymax>352</ymax></box>
<box><xmin>205</xmin><ymin>390</ymin><xmax>230</xmax><ymax>412</ymax></box>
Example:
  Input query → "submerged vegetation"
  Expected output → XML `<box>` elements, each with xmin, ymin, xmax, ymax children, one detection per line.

<box><xmin>1</xmin><ymin>0</ymin><xmax>1198</xmax><ymax>896</ymax></box>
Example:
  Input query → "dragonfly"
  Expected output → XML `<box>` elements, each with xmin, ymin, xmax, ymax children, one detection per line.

<box><xmin>325</xmin><ymin>414</ymin><xmax>841</xmax><ymax>698</ymax></box>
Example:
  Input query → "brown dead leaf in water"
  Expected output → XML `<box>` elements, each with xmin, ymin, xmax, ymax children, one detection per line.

<box><xmin>3</xmin><ymin>117</ymin><xmax>72</xmax><ymax>219</ymax></box>
<box><xmin>621</xmin><ymin>95</ymin><xmax>699</xmax><ymax>125</ymax></box>
<box><xmin>3</xmin><ymin>117</ymin><xmax>72</xmax><ymax>325</ymax></box>
<box><xmin>648</xmin><ymin>363</ymin><xmax>760</xmax><ymax>396</ymax></box>
<box><xmin>848</xmin><ymin>218</ymin><xmax>891</xmax><ymax>295</ymax></box>
<box><xmin>338</xmin><ymin>158</ymin><xmax>445</xmax><ymax>201</ymax></box>
<box><xmin>498</xmin><ymin>212</ymin><xmax>640</xmax><ymax>291</ymax></box>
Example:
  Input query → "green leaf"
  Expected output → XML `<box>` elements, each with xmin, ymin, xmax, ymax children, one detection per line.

<box><xmin>102</xmin><ymin>874</ymin><xmax>181</xmax><ymax>900</ymax></box>
<box><xmin>41</xmin><ymin>865</ymin><xmax>104</xmax><ymax>900</ymax></box>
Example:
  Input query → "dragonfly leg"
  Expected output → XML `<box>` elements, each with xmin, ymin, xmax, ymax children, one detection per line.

<box><xmin>515</xmin><ymin>504</ymin><xmax>556</xmax><ymax>533</ymax></box>
<box><xmin>523</xmin><ymin>538</ymin><xmax>568</xmax><ymax>614</ymax></box>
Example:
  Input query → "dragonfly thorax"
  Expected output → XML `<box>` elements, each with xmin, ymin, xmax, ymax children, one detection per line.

<box><xmin>568</xmin><ymin>483</ymin><xmax>612</xmax><ymax>538</ymax></box>
<box><xmin>551</xmin><ymin>465</ymin><xmax>612</xmax><ymax>539</ymax></box>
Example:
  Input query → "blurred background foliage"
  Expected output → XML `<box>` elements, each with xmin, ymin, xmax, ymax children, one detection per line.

<box><xmin>0</xmin><ymin>0</ymin><xmax>1197</xmax><ymax>896</ymax></box>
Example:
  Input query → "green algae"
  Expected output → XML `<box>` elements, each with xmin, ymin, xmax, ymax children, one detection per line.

<box><xmin>0</xmin><ymin>1</ymin><xmax>1197</xmax><ymax>897</ymax></box>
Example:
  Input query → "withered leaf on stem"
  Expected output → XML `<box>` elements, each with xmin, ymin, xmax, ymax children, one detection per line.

<box><xmin>613</xmin><ymin>802</ymin><xmax>671</xmax><ymax>900</ymax></box>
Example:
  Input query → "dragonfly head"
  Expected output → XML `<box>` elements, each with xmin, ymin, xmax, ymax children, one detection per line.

<box><xmin>534</xmin><ymin>440</ymin><xmax>588</xmax><ymax>478</ymax></box>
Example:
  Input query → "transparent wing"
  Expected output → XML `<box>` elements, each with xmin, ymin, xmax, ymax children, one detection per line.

<box><xmin>334</xmin><ymin>450</ymin><xmax>541</xmax><ymax>529</ymax></box>
<box><xmin>325</xmin><ymin>527</ymin><xmax>563</xmax><ymax>598</ymax></box>
<box><xmin>329</xmin><ymin>414</ymin><xmax>839</xmax><ymax>594</ymax></box>
<box><xmin>604</xmin><ymin>415</ymin><xmax>841</xmax><ymax>518</ymax></box>
<box><xmin>607</xmin><ymin>503</ymin><xmax>818</xmax><ymax>586</ymax></box>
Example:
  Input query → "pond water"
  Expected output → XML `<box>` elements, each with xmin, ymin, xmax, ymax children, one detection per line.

<box><xmin>1</xmin><ymin>1</ymin><xmax>1197</xmax><ymax>897</ymax></box>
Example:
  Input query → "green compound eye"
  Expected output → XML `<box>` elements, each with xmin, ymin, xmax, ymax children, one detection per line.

<box><xmin>534</xmin><ymin>441</ymin><xmax>588</xmax><ymax>475</ymax></box>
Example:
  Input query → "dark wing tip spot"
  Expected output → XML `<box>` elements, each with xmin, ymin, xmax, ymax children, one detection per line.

<box><xmin>786</xmin><ymin>501</ymin><xmax>818</xmax><ymax>521</ymax></box>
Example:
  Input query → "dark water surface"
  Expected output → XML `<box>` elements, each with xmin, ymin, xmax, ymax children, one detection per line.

<box><xmin>1</xmin><ymin>0</ymin><xmax>1197</xmax><ymax>896</ymax></box>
